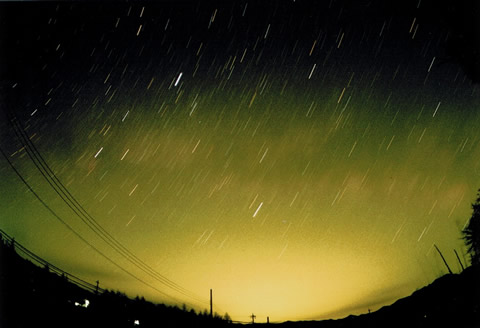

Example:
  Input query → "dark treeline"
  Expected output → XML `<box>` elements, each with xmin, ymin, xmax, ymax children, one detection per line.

<box><xmin>2</xmin><ymin>232</ymin><xmax>479</xmax><ymax>328</ymax></box>
<box><xmin>0</xmin><ymin>237</ymin><xmax>232</xmax><ymax>328</ymax></box>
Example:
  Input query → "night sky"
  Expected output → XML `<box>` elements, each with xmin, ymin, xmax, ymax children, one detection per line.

<box><xmin>1</xmin><ymin>0</ymin><xmax>480</xmax><ymax>323</ymax></box>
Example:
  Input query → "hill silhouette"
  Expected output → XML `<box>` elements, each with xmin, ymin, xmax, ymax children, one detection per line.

<box><xmin>0</xmin><ymin>233</ymin><xmax>231</xmax><ymax>328</ymax></box>
<box><xmin>1</xmin><ymin>231</ymin><xmax>479</xmax><ymax>327</ymax></box>
<box><xmin>279</xmin><ymin>266</ymin><xmax>479</xmax><ymax>328</ymax></box>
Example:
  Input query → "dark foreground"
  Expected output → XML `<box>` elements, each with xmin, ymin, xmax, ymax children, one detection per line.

<box><xmin>0</xmin><ymin>236</ymin><xmax>231</xmax><ymax>328</ymax></box>
<box><xmin>1</xmin><ymin>234</ymin><xmax>479</xmax><ymax>328</ymax></box>
<box><xmin>278</xmin><ymin>264</ymin><xmax>480</xmax><ymax>328</ymax></box>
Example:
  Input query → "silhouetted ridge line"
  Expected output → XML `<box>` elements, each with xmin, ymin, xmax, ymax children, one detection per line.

<box><xmin>0</xmin><ymin>228</ymin><xmax>104</xmax><ymax>294</ymax></box>
<box><xmin>0</xmin><ymin>232</ymin><xmax>232</xmax><ymax>328</ymax></box>
<box><xmin>3</xmin><ymin>113</ymin><xmax>208</xmax><ymax>305</ymax></box>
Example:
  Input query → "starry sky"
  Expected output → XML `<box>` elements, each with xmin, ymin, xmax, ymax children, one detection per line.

<box><xmin>1</xmin><ymin>0</ymin><xmax>480</xmax><ymax>323</ymax></box>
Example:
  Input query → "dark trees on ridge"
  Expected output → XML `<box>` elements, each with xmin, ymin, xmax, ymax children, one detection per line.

<box><xmin>462</xmin><ymin>189</ymin><xmax>480</xmax><ymax>266</ymax></box>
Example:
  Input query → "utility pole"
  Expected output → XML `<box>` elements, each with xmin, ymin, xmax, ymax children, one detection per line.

<box><xmin>250</xmin><ymin>313</ymin><xmax>256</xmax><ymax>324</ymax></box>
<box><xmin>267</xmin><ymin>316</ymin><xmax>269</xmax><ymax>324</ymax></box>
<box><xmin>210</xmin><ymin>289</ymin><xmax>213</xmax><ymax>317</ymax></box>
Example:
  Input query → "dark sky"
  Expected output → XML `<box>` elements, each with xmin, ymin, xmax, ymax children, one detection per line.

<box><xmin>1</xmin><ymin>0</ymin><xmax>480</xmax><ymax>322</ymax></box>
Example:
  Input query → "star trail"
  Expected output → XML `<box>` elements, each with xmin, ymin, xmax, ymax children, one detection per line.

<box><xmin>1</xmin><ymin>0</ymin><xmax>480</xmax><ymax>322</ymax></box>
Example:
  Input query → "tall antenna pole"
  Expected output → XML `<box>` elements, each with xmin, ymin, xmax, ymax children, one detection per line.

<box><xmin>454</xmin><ymin>249</ymin><xmax>465</xmax><ymax>272</ymax></box>
<box><xmin>210</xmin><ymin>289</ymin><xmax>213</xmax><ymax>317</ymax></box>
<box><xmin>434</xmin><ymin>244</ymin><xmax>453</xmax><ymax>274</ymax></box>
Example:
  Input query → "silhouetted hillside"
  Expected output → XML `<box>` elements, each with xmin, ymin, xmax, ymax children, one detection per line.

<box><xmin>0</xmin><ymin>236</ymin><xmax>232</xmax><ymax>328</ymax></box>
<box><xmin>1</xmin><ymin>233</ymin><xmax>479</xmax><ymax>327</ymax></box>
<box><xmin>279</xmin><ymin>265</ymin><xmax>480</xmax><ymax>328</ymax></box>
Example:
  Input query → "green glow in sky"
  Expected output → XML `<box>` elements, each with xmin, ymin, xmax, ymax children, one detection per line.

<box><xmin>1</xmin><ymin>1</ymin><xmax>479</xmax><ymax>322</ymax></box>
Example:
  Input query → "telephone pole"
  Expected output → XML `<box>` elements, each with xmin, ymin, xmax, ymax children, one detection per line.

<box><xmin>210</xmin><ymin>289</ymin><xmax>213</xmax><ymax>317</ymax></box>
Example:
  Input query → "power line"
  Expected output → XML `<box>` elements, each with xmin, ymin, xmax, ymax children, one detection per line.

<box><xmin>5</xmin><ymin>114</ymin><xmax>208</xmax><ymax>305</ymax></box>
<box><xmin>0</xmin><ymin>228</ymin><xmax>104</xmax><ymax>294</ymax></box>
<box><xmin>0</xmin><ymin>146</ymin><xmax>194</xmax><ymax>306</ymax></box>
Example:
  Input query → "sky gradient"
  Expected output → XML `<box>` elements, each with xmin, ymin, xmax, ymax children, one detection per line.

<box><xmin>1</xmin><ymin>0</ymin><xmax>480</xmax><ymax>323</ymax></box>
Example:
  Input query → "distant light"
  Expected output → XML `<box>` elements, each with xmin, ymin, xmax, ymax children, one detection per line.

<box><xmin>134</xmin><ymin>319</ymin><xmax>140</xmax><ymax>325</ymax></box>
<box><xmin>75</xmin><ymin>299</ymin><xmax>90</xmax><ymax>308</ymax></box>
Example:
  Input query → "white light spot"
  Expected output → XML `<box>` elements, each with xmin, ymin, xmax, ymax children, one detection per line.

<box><xmin>253</xmin><ymin>202</ymin><xmax>263</xmax><ymax>217</ymax></box>
<box><xmin>75</xmin><ymin>299</ymin><xmax>90</xmax><ymax>308</ymax></box>
<box><xmin>433</xmin><ymin>101</ymin><xmax>441</xmax><ymax>117</ymax></box>
<box><xmin>121</xmin><ymin>149</ymin><xmax>129</xmax><ymax>160</ymax></box>
<box><xmin>192</xmin><ymin>139</ymin><xmax>201</xmax><ymax>153</ymax></box>
<box><xmin>129</xmin><ymin>184</ymin><xmax>138</xmax><ymax>196</ymax></box>
<box><xmin>308</xmin><ymin>63</ymin><xmax>316</xmax><ymax>79</ymax></box>
<box><xmin>94</xmin><ymin>147</ymin><xmax>103</xmax><ymax>158</ymax></box>
<box><xmin>259</xmin><ymin>148</ymin><xmax>268</xmax><ymax>163</ymax></box>
<box><xmin>289</xmin><ymin>191</ymin><xmax>299</xmax><ymax>207</ymax></box>
<box><xmin>386</xmin><ymin>135</ymin><xmax>395</xmax><ymax>151</ymax></box>
<box><xmin>417</xmin><ymin>226</ymin><xmax>427</xmax><ymax>242</ymax></box>
<box><xmin>427</xmin><ymin>56</ymin><xmax>435</xmax><ymax>72</ymax></box>
<box><xmin>264</xmin><ymin>24</ymin><xmax>270</xmax><ymax>39</ymax></box>
<box><xmin>122</xmin><ymin>110</ymin><xmax>129</xmax><ymax>122</ymax></box>
<box><xmin>348</xmin><ymin>141</ymin><xmax>357</xmax><ymax>157</ymax></box>
<box><xmin>126</xmin><ymin>215</ymin><xmax>136</xmax><ymax>227</ymax></box>
<box><xmin>174</xmin><ymin>72</ymin><xmax>183</xmax><ymax>86</ymax></box>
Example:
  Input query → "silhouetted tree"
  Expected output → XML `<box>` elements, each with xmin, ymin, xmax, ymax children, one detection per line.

<box><xmin>462</xmin><ymin>189</ymin><xmax>480</xmax><ymax>266</ymax></box>
<box><xmin>224</xmin><ymin>312</ymin><xmax>232</xmax><ymax>323</ymax></box>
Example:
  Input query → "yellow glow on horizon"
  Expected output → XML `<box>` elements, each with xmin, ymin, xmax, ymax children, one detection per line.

<box><xmin>134</xmin><ymin>229</ymin><xmax>415</xmax><ymax>322</ymax></box>
<box><xmin>1</xmin><ymin>6</ymin><xmax>477</xmax><ymax>322</ymax></box>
